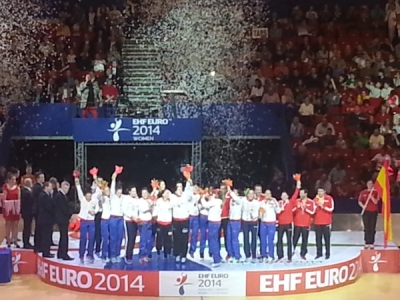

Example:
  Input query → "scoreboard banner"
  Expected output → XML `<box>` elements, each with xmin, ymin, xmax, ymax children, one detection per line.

<box><xmin>72</xmin><ymin>118</ymin><xmax>203</xmax><ymax>143</ymax></box>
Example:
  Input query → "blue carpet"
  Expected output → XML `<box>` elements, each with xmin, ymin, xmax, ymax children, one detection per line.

<box><xmin>104</xmin><ymin>253</ymin><xmax>211</xmax><ymax>271</ymax></box>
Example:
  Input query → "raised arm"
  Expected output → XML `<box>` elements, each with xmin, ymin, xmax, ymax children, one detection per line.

<box><xmin>110</xmin><ymin>172</ymin><xmax>117</xmax><ymax>196</ymax></box>
<box><xmin>73</xmin><ymin>172</ymin><xmax>85</xmax><ymax>202</ymax></box>
<box><xmin>289</xmin><ymin>179</ymin><xmax>301</xmax><ymax>206</ymax></box>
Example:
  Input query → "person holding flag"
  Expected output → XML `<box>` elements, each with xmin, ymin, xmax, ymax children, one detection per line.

<box><xmin>373</xmin><ymin>158</ymin><xmax>393</xmax><ymax>248</ymax></box>
<box><xmin>358</xmin><ymin>180</ymin><xmax>380</xmax><ymax>249</ymax></box>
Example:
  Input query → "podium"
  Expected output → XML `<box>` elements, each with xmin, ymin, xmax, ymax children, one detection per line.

<box><xmin>0</xmin><ymin>248</ymin><xmax>12</xmax><ymax>283</ymax></box>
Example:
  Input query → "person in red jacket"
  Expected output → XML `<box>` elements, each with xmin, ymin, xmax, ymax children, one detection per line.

<box><xmin>218</xmin><ymin>184</ymin><xmax>230</xmax><ymax>260</ymax></box>
<box><xmin>276</xmin><ymin>178</ymin><xmax>301</xmax><ymax>262</ymax></box>
<box><xmin>293</xmin><ymin>189</ymin><xmax>315</xmax><ymax>260</ymax></box>
<box><xmin>255</xmin><ymin>184</ymin><xmax>264</xmax><ymax>257</ymax></box>
<box><xmin>358</xmin><ymin>180</ymin><xmax>380</xmax><ymax>249</ymax></box>
<box><xmin>314</xmin><ymin>188</ymin><xmax>334</xmax><ymax>259</ymax></box>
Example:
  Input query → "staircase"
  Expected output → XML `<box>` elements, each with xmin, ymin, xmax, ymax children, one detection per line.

<box><xmin>121</xmin><ymin>36</ymin><xmax>163</xmax><ymax>116</ymax></box>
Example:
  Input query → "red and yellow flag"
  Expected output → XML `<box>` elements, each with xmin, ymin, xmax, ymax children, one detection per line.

<box><xmin>373</xmin><ymin>159</ymin><xmax>393</xmax><ymax>248</ymax></box>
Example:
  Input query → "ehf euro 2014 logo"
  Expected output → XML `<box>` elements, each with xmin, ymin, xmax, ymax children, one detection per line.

<box><xmin>370</xmin><ymin>251</ymin><xmax>387</xmax><ymax>272</ymax></box>
<box><xmin>108</xmin><ymin>118</ymin><xmax>129</xmax><ymax>142</ymax></box>
<box><xmin>175</xmin><ymin>273</ymin><xmax>192</xmax><ymax>295</ymax></box>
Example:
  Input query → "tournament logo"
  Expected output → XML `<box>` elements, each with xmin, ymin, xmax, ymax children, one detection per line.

<box><xmin>12</xmin><ymin>253</ymin><xmax>27</xmax><ymax>273</ymax></box>
<box><xmin>370</xmin><ymin>251</ymin><xmax>387</xmax><ymax>272</ymax></box>
<box><xmin>175</xmin><ymin>273</ymin><xmax>191</xmax><ymax>295</ymax></box>
<box><xmin>108</xmin><ymin>118</ymin><xmax>130</xmax><ymax>142</ymax></box>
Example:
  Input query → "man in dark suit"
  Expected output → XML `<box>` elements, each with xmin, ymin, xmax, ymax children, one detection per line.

<box><xmin>21</xmin><ymin>178</ymin><xmax>34</xmax><ymax>249</ymax></box>
<box><xmin>32</xmin><ymin>172</ymin><xmax>45</xmax><ymax>253</ymax></box>
<box><xmin>54</xmin><ymin>181</ymin><xmax>73</xmax><ymax>260</ymax></box>
<box><xmin>37</xmin><ymin>182</ymin><xmax>55</xmax><ymax>258</ymax></box>
<box><xmin>49</xmin><ymin>177</ymin><xmax>59</xmax><ymax>246</ymax></box>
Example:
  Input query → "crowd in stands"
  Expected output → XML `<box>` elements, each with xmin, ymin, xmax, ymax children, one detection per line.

<box><xmin>30</xmin><ymin>1</ymin><xmax>138</xmax><ymax>116</ymax></box>
<box><xmin>247</xmin><ymin>1</ymin><xmax>400</xmax><ymax>197</ymax></box>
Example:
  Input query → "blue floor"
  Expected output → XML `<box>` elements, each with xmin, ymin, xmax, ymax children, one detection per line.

<box><xmin>104</xmin><ymin>253</ymin><xmax>211</xmax><ymax>271</ymax></box>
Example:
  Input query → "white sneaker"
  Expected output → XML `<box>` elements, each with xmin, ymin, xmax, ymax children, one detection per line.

<box><xmin>267</xmin><ymin>257</ymin><xmax>273</xmax><ymax>263</ymax></box>
<box><xmin>181</xmin><ymin>257</ymin><xmax>187</xmax><ymax>264</ymax></box>
<box><xmin>110</xmin><ymin>257</ymin><xmax>117</xmax><ymax>263</ymax></box>
<box><xmin>175</xmin><ymin>256</ymin><xmax>181</xmax><ymax>263</ymax></box>
<box><xmin>239</xmin><ymin>257</ymin><xmax>246</xmax><ymax>263</ymax></box>
<box><xmin>262</xmin><ymin>257</ymin><xmax>268</xmax><ymax>263</ymax></box>
<box><xmin>228</xmin><ymin>258</ymin><xmax>234</xmax><ymax>263</ymax></box>
<box><xmin>211</xmin><ymin>263</ymin><xmax>220</xmax><ymax>268</ymax></box>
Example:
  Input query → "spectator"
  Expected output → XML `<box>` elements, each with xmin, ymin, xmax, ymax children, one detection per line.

<box><xmin>315</xmin><ymin>174</ymin><xmax>332</xmax><ymax>194</ymax></box>
<box><xmin>290</xmin><ymin>116</ymin><xmax>304</xmax><ymax>138</ymax></box>
<box><xmin>269</xmin><ymin>22</ymin><xmax>282</xmax><ymax>40</ymax></box>
<box><xmin>324</xmin><ymin>89</ymin><xmax>341</xmax><ymax>107</ymax></box>
<box><xmin>93</xmin><ymin>54</ymin><xmax>107</xmax><ymax>72</ymax></box>
<box><xmin>79</xmin><ymin>74</ymin><xmax>102</xmax><ymax>118</ymax></box>
<box><xmin>273</xmin><ymin>61</ymin><xmax>289</xmax><ymax>77</ymax></box>
<box><xmin>371</xmin><ymin>148</ymin><xmax>392</xmax><ymax>169</ymax></box>
<box><xmin>320</xmin><ymin>128</ymin><xmax>336</xmax><ymax>148</ymax></box>
<box><xmin>281</xmin><ymin>88</ymin><xmax>294</xmax><ymax>104</ymax></box>
<box><xmin>262</xmin><ymin>87</ymin><xmax>280</xmax><ymax>103</ymax></box>
<box><xmin>369</xmin><ymin>128</ymin><xmax>385</xmax><ymax>149</ymax></box>
<box><xmin>328</xmin><ymin>163</ymin><xmax>346</xmax><ymax>184</ymax></box>
<box><xmin>365</xmin><ymin>80</ymin><xmax>381</xmax><ymax>98</ymax></box>
<box><xmin>298</xmin><ymin>97</ymin><xmax>314</xmax><ymax>125</ymax></box>
<box><xmin>387</xmin><ymin>90</ymin><xmax>399</xmax><ymax>108</ymax></box>
<box><xmin>305</xmin><ymin>6</ymin><xmax>318</xmax><ymax>23</ymax></box>
<box><xmin>336</xmin><ymin>132</ymin><xmax>347</xmax><ymax>149</ymax></box>
<box><xmin>249</xmin><ymin>79</ymin><xmax>263</xmax><ymax>102</ymax></box>
<box><xmin>102</xmin><ymin>79</ymin><xmax>119</xmax><ymax>102</ymax></box>
<box><xmin>353</xmin><ymin>131</ymin><xmax>370</xmax><ymax>149</ymax></box>
<box><xmin>58</xmin><ymin>83</ymin><xmax>74</xmax><ymax>103</ymax></box>
<box><xmin>348</xmin><ymin>105</ymin><xmax>367</xmax><ymax>129</ymax></box>
<box><xmin>315</xmin><ymin>117</ymin><xmax>335</xmax><ymax>138</ymax></box>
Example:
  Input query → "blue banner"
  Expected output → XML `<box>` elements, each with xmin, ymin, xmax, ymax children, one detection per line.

<box><xmin>72</xmin><ymin>118</ymin><xmax>203</xmax><ymax>142</ymax></box>
<box><xmin>8</xmin><ymin>103</ymin><xmax>285</xmax><ymax>139</ymax></box>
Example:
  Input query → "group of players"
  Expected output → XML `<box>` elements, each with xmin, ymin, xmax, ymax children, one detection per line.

<box><xmin>1</xmin><ymin>163</ymin><xmax>380</xmax><ymax>268</ymax></box>
<box><xmin>71</xmin><ymin>165</ymin><xmax>338</xmax><ymax>267</ymax></box>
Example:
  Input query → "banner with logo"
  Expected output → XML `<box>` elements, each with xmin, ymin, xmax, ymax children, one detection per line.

<box><xmin>246</xmin><ymin>256</ymin><xmax>362</xmax><ymax>296</ymax></box>
<box><xmin>360</xmin><ymin>249</ymin><xmax>400</xmax><ymax>273</ymax></box>
<box><xmin>11</xmin><ymin>250</ymin><xmax>37</xmax><ymax>274</ymax></box>
<box><xmin>36</xmin><ymin>256</ymin><xmax>159</xmax><ymax>296</ymax></box>
<box><xmin>72</xmin><ymin>118</ymin><xmax>203</xmax><ymax>142</ymax></box>
<box><xmin>159</xmin><ymin>271</ymin><xmax>246</xmax><ymax>296</ymax></box>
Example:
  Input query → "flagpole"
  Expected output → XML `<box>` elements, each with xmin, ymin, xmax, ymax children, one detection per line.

<box><xmin>360</xmin><ymin>188</ymin><xmax>375</xmax><ymax>216</ymax></box>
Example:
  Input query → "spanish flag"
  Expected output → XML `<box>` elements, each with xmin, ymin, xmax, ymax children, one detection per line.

<box><xmin>373</xmin><ymin>159</ymin><xmax>393</xmax><ymax>248</ymax></box>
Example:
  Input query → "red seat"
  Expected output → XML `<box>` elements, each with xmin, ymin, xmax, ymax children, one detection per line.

<box><xmin>328</xmin><ymin>107</ymin><xmax>341</xmax><ymax>116</ymax></box>
<box><xmin>307</xmin><ymin>148</ymin><xmax>320</xmax><ymax>161</ymax></box>
<box><xmin>330</xmin><ymin>116</ymin><xmax>345</xmax><ymax>127</ymax></box>
<box><xmin>354</xmin><ymin>149</ymin><xmax>369</xmax><ymax>159</ymax></box>
<box><xmin>337</xmin><ymin>149</ymin><xmax>353</xmax><ymax>159</ymax></box>
<box><xmin>369</xmin><ymin>149</ymin><xmax>381</xmax><ymax>158</ymax></box>
<box><xmin>322</xmin><ymin>148</ymin><xmax>337</xmax><ymax>161</ymax></box>
<box><xmin>311</xmin><ymin>169</ymin><xmax>325</xmax><ymax>181</ymax></box>
<box><xmin>369</xmin><ymin>98</ymin><xmax>382</xmax><ymax>109</ymax></box>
